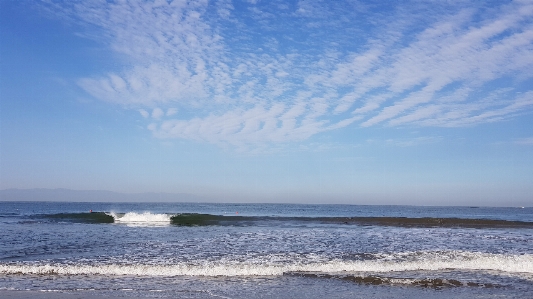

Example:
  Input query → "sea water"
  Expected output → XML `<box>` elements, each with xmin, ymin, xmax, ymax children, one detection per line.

<box><xmin>0</xmin><ymin>201</ymin><xmax>532</xmax><ymax>298</ymax></box>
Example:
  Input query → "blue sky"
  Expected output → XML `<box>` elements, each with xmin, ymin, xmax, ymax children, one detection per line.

<box><xmin>1</xmin><ymin>0</ymin><xmax>532</xmax><ymax>206</ymax></box>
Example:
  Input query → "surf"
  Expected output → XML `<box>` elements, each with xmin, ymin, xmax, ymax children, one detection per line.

<box><xmin>110</xmin><ymin>212</ymin><xmax>172</xmax><ymax>225</ymax></box>
<box><xmin>1</xmin><ymin>251</ymin><xmax>532</xmax><ymax>278</ymax></box>
<box><xmin>31</xmin><ymin>212</ymin><xmax>533</xmax><ymax>228</ymax></box>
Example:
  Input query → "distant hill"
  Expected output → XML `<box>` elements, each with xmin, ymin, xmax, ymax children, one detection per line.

<box><xmin>0</xmin><ymin>188</ymin><xmax>201</xmax><ymax>202</ymax></box>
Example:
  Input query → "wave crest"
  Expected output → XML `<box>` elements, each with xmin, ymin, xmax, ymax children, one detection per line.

<box><xmin>2</xmin><ymin>252</ymin><xmax>532</xmax><ymax>278</ymax></box>
<box><xmin>111</xmin><ymin>212</ymin><xmax>171</xmax><ymax>224</ymax></box>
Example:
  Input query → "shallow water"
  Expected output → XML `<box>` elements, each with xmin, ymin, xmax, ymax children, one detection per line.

<box><xmin>1</xmin><ymin>202</ymin><xmax>532</xmax><ymax>298</ymax></box>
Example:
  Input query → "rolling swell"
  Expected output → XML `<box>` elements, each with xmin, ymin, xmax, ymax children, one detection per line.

<box><xmin>30</xmin><ymin>212</ymin><xmax>533</xmax><ymax>228</ymax></box>
<box><xmin>170</xmin><ymin>213</ymin><xmax>254</xmax><ymax>226</ymax></box>
<box><xmin>171</xmin><ymin>214</ymin><xmax>533</xmax><ymax>228</ymax></box>
<box><xmin>38</xmin><ymin>212</ymin><xmax>114</xmax><ymax>224</ymax></box>
<box><xmin>319</xmin><ymin>216</ymin><xmax>533</xmax><ymax>228</ymax></box>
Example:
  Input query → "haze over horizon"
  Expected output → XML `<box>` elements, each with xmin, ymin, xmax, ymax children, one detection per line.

<box><xmin>1</xmin><ymin>0</ymin><xmax>532</xmax><ymax>206</ymax></box>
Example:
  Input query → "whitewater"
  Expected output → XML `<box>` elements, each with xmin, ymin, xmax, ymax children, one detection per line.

<box><xmin>1</xmin><ymin>202</ymin><xmax>532</xmax><ymax>298</ymax></box>
<box><xmin>109</xmin><ymin>212</ymin><xmax>172</xmax><ymax>225</ymax></box>
<box><xmin>2</xmin><ymin>251</ymin><xmax>533</xmax><ymax>277</ymax></box>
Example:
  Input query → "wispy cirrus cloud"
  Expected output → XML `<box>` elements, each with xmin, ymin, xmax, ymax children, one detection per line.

<box><xmin>515</xmin><ymin>137</ymin><xmax>533</xmax><ymax>145</ymax></box>
<box><xmin>42</xmin><ymin>0</ymin><xmax>533</xmax><ymax>146</ymax></box>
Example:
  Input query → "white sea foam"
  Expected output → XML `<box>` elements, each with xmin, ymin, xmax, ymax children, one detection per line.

<box><xmin>109</xmin><ymin>212</ymin><xmax>171</xmax><ymax>225</ymax></box>
<box><xmin>1</xmin><ymin>251</ymin><xmax>532</xmax><ymax>279</ymax></box>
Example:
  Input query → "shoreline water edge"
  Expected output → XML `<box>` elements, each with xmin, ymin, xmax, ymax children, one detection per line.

<box><xmin>1</xmin><ymin>202</ymin><xmax>532</xmax><ymax>298</ymax></box>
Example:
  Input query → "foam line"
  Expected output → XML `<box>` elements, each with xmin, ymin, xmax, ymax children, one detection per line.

<box><xmin>111</xmin><ymin>212</ymin><xmax>171</xmax><ymax>223</ymax></box>
<box><xmin>2</xmin><ymin>252</ymin><xmax>532</xmax><ymax>277</ymax></box>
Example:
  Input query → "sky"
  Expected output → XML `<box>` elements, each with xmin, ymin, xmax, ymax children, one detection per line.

<box><xmin>0</xmin><ymin>0</ymin><xmax>532</xmax><ymax>206</ymax></box>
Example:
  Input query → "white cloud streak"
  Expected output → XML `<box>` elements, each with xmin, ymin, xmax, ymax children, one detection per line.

<box><xmin>43</xmin><ymin>0</ymin><xmax>533</xmax><ymax>146</ymax></box>
<box><xmin>515</xmin><ymin>137</ymin><xmax>533</xmax><ymax>145</ymax></box>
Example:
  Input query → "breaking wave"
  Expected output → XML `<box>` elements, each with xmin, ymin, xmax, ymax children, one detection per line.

<box><xmin>37</xmin><ymin>212</ymin><xmax>173</xmax><ymax>225</ymax></box>
<box><xmin>32</xmin><ymin>213</ymin><xmax>533</xmax><ymax>228</ymax></box>
<box><xmin>111</xmin><ymin>212</ymin><xmax>171</xmax><ymax>224</ymax></box>
<box><xmin>1</xmin><ymin>251</ymin><xmax>532</xmax><ymax>279</ymax></box>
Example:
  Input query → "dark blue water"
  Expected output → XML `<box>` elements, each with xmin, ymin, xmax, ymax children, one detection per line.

<box><xmin>2</xmin><ymin>201</ymin><xmax>532</xmax><ymax>220</ymax></box>
<box><xmin>1</xmin><ymin>202</ymin><xmax>532</xmax><ymax>298</ymax></box>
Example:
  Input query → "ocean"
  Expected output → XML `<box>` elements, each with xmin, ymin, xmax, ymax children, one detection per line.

<box><xmin>0</xmin><ymin>201</ymin><xmax>532</xmax><ymax>298</ymax></box>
